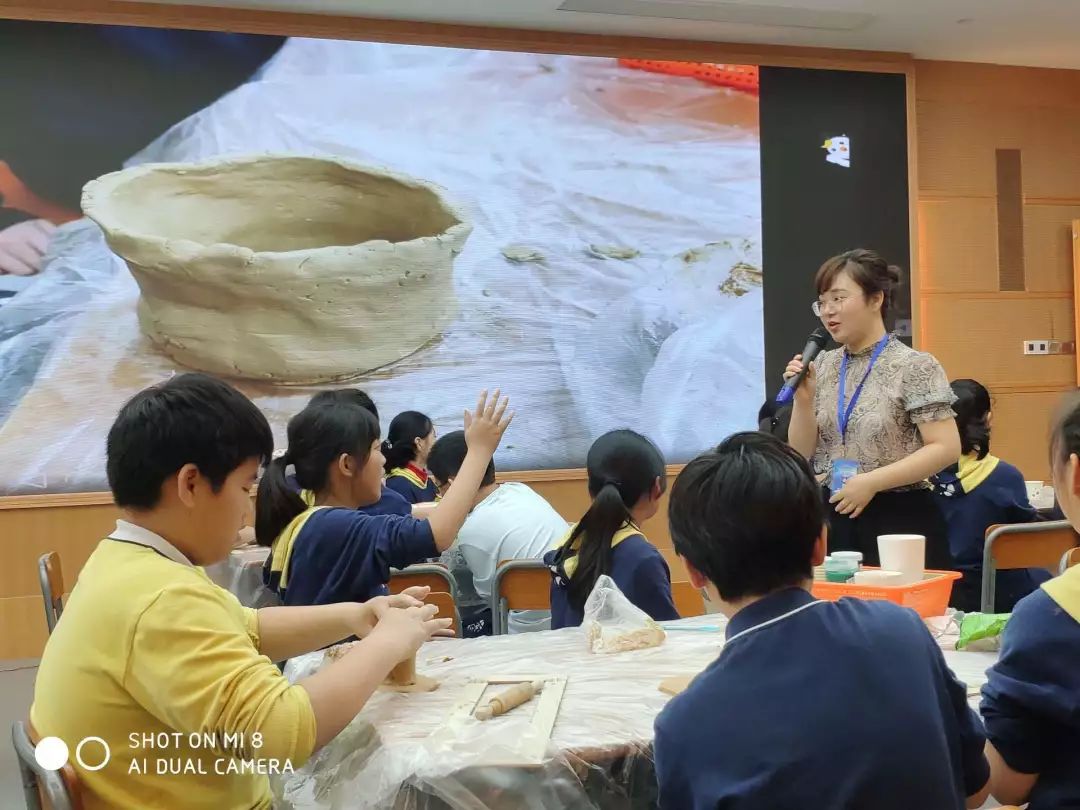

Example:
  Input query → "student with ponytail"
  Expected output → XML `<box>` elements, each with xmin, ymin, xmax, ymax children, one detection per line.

<box><xmin>931</xmin><ymin>379</ymin><xmax>1047</xmax><ymax>612</ymax></box>
<box><xmin>545</xmin><ymin>429</ymin><xmax>678</xmax><ymax>628</ymax></box>
<box><xmin>258</xmin><ymin>390</ymin><xmax>513</xmax><ymax>606</ymax></box>
<box><xmin>383</xmin><ymin>411</ymin><xmax>439</xmax><ymax>504</ymax></box>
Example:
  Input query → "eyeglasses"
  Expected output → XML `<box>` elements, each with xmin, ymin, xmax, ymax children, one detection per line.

<box><xmin>812</xmin><ymin>293</ymin><xmax>852</xmax><ymax>317</ymax></box>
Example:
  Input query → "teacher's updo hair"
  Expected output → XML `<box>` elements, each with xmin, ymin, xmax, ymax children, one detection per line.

<box><xmin>814</xmin><ymin>248</ymin><xmax>903</xmax><ymax>323</ymax></box>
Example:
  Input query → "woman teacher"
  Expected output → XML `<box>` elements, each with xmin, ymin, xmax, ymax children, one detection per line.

<box><xmin>786</xmin><ymin>249</ymin><xmax>959</xmax><ymax>570</ymax></box>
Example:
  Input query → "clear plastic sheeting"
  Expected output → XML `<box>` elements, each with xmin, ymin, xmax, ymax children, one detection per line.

<box><xmin>277</xmin><ymin>615</ymin><xmax>727</xmax><ymax>810</ymax></box>
<box><xmin>0</xmin><ymin>40</ymin><xmax>761</xmax><ymax>495</ymax></box>
<box><xmin>276</xmin><ymin>613</ymin><xmax>997</xmax><ymax>809</ymax></box>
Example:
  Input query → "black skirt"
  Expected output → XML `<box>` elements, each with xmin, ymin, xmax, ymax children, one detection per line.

<box><xmin>823</xmin><ymin>487</ymin><xmax>955</xmax><ymax>572</ymax></box>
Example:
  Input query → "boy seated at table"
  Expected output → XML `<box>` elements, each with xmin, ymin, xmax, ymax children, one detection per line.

<box><xmin>979</xmin><ymin>392</ymin><xmax>1080</xmax><ymax>809</ymax></box>
<box><xmin>653</xmin><ymin>432</ymin><xmax>990</xmax><ymax>810</ymax></box>
<box><xmin>32</xmin><ymin>373</ymin><xmax>451</xmax><ymax>810</ymax></box>
<box><xmin>427</xmin><ymin>430</ymin><xmax>569</xmax><ymax>634</ymax></box>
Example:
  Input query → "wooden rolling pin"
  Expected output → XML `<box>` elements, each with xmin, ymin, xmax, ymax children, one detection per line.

<box><xmin>474</xmin><ymin>680</ymin><xmax>544</xmax><ymax>721</ymax></box>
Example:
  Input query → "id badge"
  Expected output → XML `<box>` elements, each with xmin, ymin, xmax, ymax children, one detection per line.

<box><xmin>831</xmin><ymin>459</ymin><xmax>859</xmax><ymax>494</ymax></box>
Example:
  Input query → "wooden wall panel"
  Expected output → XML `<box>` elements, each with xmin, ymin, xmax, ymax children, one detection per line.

<box><xmin>916</xmin><ymin>59</ymin><xmax>1080</xmax><ymax>484</ymax></box>
<box><xmin>919</xmin><ymin>199</ymin><xmax>998</xmax><ymax>291</ymax></box>
<box><xmin>1025</xmin><ymin>205</ymin><xmax>1080</xmax><ymax>291</ymax></box>
<box><xmin>983</xmin><ymin>389</ymin><xmax>1071</xmax><ymax>480</ymax></box>
<box><xmin>922</xmin><ymin>296</ymin><xmax>1075</xmax><ymax>386</ymax></box>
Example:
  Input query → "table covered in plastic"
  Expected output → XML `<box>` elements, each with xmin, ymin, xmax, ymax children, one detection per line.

<box><xmin>275</xmin><ymin>613</ymin><xmax>996</xmax><ymax>810</ymax></box>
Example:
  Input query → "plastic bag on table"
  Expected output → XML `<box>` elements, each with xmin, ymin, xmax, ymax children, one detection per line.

<box><xmin>582</xmin><ymin>575</ymin><xmax>666</xmax><ymax>654</ymax></box>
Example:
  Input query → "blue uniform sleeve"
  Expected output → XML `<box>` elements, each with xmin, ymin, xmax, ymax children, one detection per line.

<box><xmin>925</xmin><ymin>629</ymin><xmax>989</xmax><ymax>796</ymax></box>
<box><xmin>998</xmin><ymin>463</ymin><xmax>1038</xmax><ymax>525</ymax></box>
<box><xmin>384</xmin><ymin>476</ymin><xmax>419</xmax><ymax>504</ymax></box>
<box><xmin>631</xmin><ymin>548</ymin><xmax>680</xmax><ymax>622</ymax></box>
<box><xmin>980</xmin><ymin>590</ymin><xmax>1071</xmax><ymax>775</ymax></box>
<box><xmin>654</xmin><ymin>708</ymin><xmax>694</xmax><ymax>809</ymax></box>
<box><xmin>361</xmin><ymin>515</ymin><xmax>438</xmax><ymax>575</ymax></box>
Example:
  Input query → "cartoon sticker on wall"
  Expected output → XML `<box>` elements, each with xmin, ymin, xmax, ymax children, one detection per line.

<box><xmin>823</xmin><ymin>135</ymin><xmax>850</xmax><ymax>168</ymax></box>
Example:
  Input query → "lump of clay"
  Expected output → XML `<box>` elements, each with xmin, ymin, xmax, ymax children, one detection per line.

<box><xmin>587</xmin><ymin>243</ymin><xmax>640</xmax><ymax>260</ymax></box>
<box><xmin>82</xmin><ymin>155</ymin><xmax>472</xmax><ymax>383</ymax></box>
<box><xmin>501</xmin><ymin>244</ymin><xmax>545</xmax><ymax>263</ymax></box>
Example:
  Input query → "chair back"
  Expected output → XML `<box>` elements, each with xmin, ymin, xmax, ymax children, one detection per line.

<box><xmin>982</xmin><ymin>521</ymin><xmax>1079</xmax><ymax>612</ymax></box>
<box><xmin>11</xmin><ymin>719</ymin><xmax>83</xmax><ymax>810</ymax></box>
<box><xmin>490</xmin><ymin>559</ymin><xmax>550</xmax><ymax>635</ymax></box>
<box><xmin>424</xmin><ymin>592</ymin><xmax>461</xmax><ymax>638</ymax></box>
<box><xmin>1060</xmin><ymin>546</ymin><xmax>1080</xmax><ymax>575</ymax></box>
<box><xmin>37</xmin><ymin>553</ymin><xmax>65</xmax><ymax>635</ymax></box>
<box><xmin>671</xmin><ymin>581</ymin><xmax>706</xmax><ymax>618</ymax></box>
<box><xmin>388</xmin><ymin>564</ymin><xmax>457</xmax><ymax>600</ymax></box>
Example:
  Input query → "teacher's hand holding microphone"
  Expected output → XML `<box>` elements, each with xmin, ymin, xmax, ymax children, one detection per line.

<box><xmin>784</xmin><ymin>249</ymin><xmax>960</xmax><ymax>571</ymax></box>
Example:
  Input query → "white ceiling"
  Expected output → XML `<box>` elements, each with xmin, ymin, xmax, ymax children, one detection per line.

<box><xmin>127</xmin><ymin>0</ymin><xmax>1080</xmax><ymax>70</ymax></box>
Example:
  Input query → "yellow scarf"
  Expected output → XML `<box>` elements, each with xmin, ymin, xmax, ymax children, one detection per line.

<box><xmin>955</xmin><ymin>453</ymin><xmax>1000</xmax><ymax>494</ymax></box>
<box><xmin>556</xmin><ymin>522</ymin><xmax>644</xmax><ymax>578</ymax></box>
<box><xmin>268</xmin><ymin>505</ymin><xmax>329</xmax><ymax>589</ymax></box>
<box><xmin>1043</xmin><ymin>565</ymin><xmax>1080</xmax><ymax>624</ymax></box>
<box><xmin>388</xmin><ymin>467</ymin><xmax>428</xmax><ymax>490</ymax></box>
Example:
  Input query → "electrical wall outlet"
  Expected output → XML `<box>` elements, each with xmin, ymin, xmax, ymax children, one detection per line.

<box><xmin>1024</xmin><ymin>340</ymin><xmax>1076</xmax><ymax>355</ymax></box>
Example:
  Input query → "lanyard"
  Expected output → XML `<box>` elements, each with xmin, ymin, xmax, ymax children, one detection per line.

<box><xmin>837</xmin><ymin>334</ymin><xmax>890</xmax><ymax>443</ymax></box>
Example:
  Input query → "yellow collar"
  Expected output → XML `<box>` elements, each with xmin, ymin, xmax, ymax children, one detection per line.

<box><xmin>557</xmin><ymin>522</ymin><xmax>644</xmax><ymax>578</ymax></box>
<box><xmin>1043</xmin><ymin>565</ymin><xmax>1080</xmax><ymax>624</ymax></box>
<box><xmin>388</xmin><ymin>466</ymin><xmax>428</xmax><ymax>490</ymax></box>
<box><xmin>268</xmin><ymin>506</ymin><xmax>329</xmax><ymax>589</ymax></box>
<box><xmin>956</xmin><ymin>453</ymin><xmax>1000</xmax><ymax>493</ymax></box>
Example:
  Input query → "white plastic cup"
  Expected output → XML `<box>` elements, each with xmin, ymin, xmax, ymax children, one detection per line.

<box><xmin>851</xmin><ymin>569</ymin><xmax>904</xmax><ymax>586</ymax></box>
<box><xmin>1025</xmin><ymin>481</ymin><xmax>1044</xmax><ymax>504</ymax></box>
<box><xmin>877</xmin><ymin>534</ymin><xmax>926</xmax><ymax>585</ymax></box>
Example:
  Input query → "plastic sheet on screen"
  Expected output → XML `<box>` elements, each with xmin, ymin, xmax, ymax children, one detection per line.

<box><xmin>0</xmin><ymin>40</ymin><xmax>762</xmax><ymax>494</ymax></box>
<box><xmin>276</xmin><ymin>617</ymin><xmax>729</xmax><ymax>810</ymax></box>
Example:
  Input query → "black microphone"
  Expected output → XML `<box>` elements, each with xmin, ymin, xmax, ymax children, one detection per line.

<box><xmin>775</xmin><ymin>327</ymin><xmax>830</xmax><ymax>404</ymax></box>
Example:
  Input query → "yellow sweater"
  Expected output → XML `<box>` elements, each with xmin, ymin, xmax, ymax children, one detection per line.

<box><xmin>31</xmin><ymin>537</ymin><xmax>316</xmax><ymax>809</ymax></box>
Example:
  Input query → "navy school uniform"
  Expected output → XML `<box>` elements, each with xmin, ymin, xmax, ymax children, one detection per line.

<box><xmin>263</xmin><ymin>507</ymin><xmax>437</xmax><ymax>605</ymax></box>
<box><xmin>931</xmin><ymin>453</ymin><xmax>1050</xmax><ymax>612</ymax></box>
<box><xmin>543</xmin><ymin>523</ymin><xmax>679</xmax><ymax>629</ymax></box>
<box><xmin>980</xmin><ymin>567</ymin><xmax>1080</xmax><ymax>809</ymax></box>
<box><xmin>654</xmin><ymin>588</ymin><xmax>989</xmax><ymax>810</ymax></box>
<box><xmin>385</xmin><ymin>464</ymin><xmax>439</xmax><ymax>505</ymax></box>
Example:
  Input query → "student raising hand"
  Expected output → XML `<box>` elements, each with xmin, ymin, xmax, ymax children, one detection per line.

<box><xmin>425</xmin><ymin>390</ymin><xmax>513</xmax><ymax>550</ymax></box>
<box><xmin>464</xmin><ymin>388</ymin><xmax>514</xmax><ymax>453</ymax></box>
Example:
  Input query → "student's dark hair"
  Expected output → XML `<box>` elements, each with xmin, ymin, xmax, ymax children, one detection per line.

<box><xmin>669</xmin><ymin>432</ymin><xmax>824</xmax><ymax>602</ymax></box>
<box><xmin>559</xmin><ymin>429</ymin><xmax>667</xmax><ymax>612</ymax></box>
<box><xmin>382</xmin><ymin>410</ymin><xmax>434</xmax><ymax>473</ymax></box>
<box><xmin>951</xmin><ymin>378</ymin><xmax>992</xmax><ymax>460</ymax></box>
<box><xmin>308</xmin><ymin>388</ymin><xmax>379</xmax><ymax>421</ymax></box>
<box><xmin>255</xmin><ymin>401</ymin><xmax>379</xmax><ymax>545</ymax></box>
<box><xmin>106</xmin><ymin>373</ymin><xmax>273</xmax><ymax>510</ymax></box>
<box><xmin>1049</xmin><ymin>389</ymin><xmax>1080</xmax><ymax>472</ymax></box>
<box><xmin>814</xmin><ymin>248</ymin><xmax>903</xmax><ymax>323</ymax></box>
<box><xmin>428</xmin><ymin>430</ymin><xmax>496</xmax><ymax>488</ymax></box>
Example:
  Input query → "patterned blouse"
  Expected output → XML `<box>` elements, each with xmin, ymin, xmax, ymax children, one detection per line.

<box><xmin>812</xmin><ymin>335</ymin><xmax>956</xmax><ymax>491</ymax></box>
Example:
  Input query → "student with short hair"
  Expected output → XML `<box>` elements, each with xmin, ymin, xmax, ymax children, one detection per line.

<box><xmin>428</xmin><ymin>430</ymin><xmax>569</xmax><ymax>633</ymax></box>
<box><xmin>980</xmin><ymin>391</ymin><xmax>1080</xmax><ymax>809</ymax></box>
<box><xmin>258</xmin><ymin>390</ymin><xmax>512</xmax><ymax>606</ymax></box>
<box><xmin>545</xmin><ymin>429</ymin><xmax>677</xmax><ymax>628</ymax></box>
<box><xmin>31</xmin><ymin>373</ymin><xmax>451</xmax><ymax>810</ymax></box>
<box><xmin>382</xmin><ymin>410</ymin><xmax>439</xmax><ymax>504</ymax></box>
<box><xmin>654</xmin><ymin>431</ymin><xmax>990</xmax><ymax>810</ymax></box>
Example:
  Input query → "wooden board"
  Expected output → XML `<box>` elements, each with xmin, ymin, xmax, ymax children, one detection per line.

<box><xmin>445</xmin><ymin>675</ymin><xmax>567</xmax><ymax>767</ymax></box>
